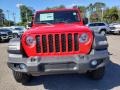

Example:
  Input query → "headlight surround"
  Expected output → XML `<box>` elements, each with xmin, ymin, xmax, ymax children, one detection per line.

<box><xmin>26</xmin><ymin>36</ymin><xmax>36</xmax><ymax>46</ymax></box>
<box><xmin>79</xmin><ymin>33</ymin><xmax>89</xmax><ymax>43</ymax></box>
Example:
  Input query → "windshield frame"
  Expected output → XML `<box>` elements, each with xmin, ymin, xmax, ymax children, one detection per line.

<box><xmin>34</xmin><ymin>9</ymin><xmax>81</xmax><ymax>24</ymax></box>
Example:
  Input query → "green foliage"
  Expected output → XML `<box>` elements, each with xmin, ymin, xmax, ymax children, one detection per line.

<box><xmin>103</xmin><ymin>7</ymin><xmax>119</xmax><ymax>23</ymax></box>
<box><xmin>0</xmin><ymin>9</ymin><xmax>5</xmax><ymax>26</ymax></box>
<box><xmin>0</xmin><ymin>8</ymin><xmax>15</xmax><ymax>26</ymax></box>
<box><xmin>16</xmin><ymin>22</ymin><xmax>26</xmax><ymax>27</ymax></box>
<box><xmin>3</xmin><ymin>20</ymin><xmax>14</xmax><ymax>26</ymax></box>
<box><xmin>18</xmin><ymin>2</ymin><xmax>119</xmax><ymax>25</ymax></box>
<box><xmin>90</xmin><ymin>12</ymin><xmax>101</xmax><ymax>22</ymax></box>
<box><xmin>46</xmin><ymin>5</ymin><xmax>65</xmax><ymax>10</ymax></box>
<box><xmin>80</xmin><ymin>2</ymin><xmax>119</xmax><ymax>23</ymax></box>
<box><xmin>94</xmin><ymin>2</ymin><xmax>105</xmax><ymax>11</ymax></box>
<box><xmin>86</xmin><ymin>2</ymin><xmax>106</xmax><ymax>22</ymax></box>
<box><xmin>20</xmin><ymin>5</ymin><xmax>33</xmax><ymax>23</ymax></box>
<box><xmin>87</xmin><ymin>3</ymin><xmax>94</xmax><ymax>14</ymax></box>
<box><xmin>78</xmin><ymin>6</ymin><xmax>86</xmax><ymax>18</ymax></box>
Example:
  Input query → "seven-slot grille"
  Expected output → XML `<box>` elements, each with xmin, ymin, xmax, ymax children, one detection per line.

<box><xmin>36</xmin><ymin>33</ymin><xmax>79</xmax><ymax>53</ymax></box>
<box><xmin>1</xmin><ymin>34</ymin><xmax>7</xmax><ymax>36</ymax></box>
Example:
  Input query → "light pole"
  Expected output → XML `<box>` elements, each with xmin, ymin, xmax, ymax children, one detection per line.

<box><xmin>101</xmin><ymin>8</ymin><xmax>104</xmax><ymax>21</ymax></box>
<box><xmin>26</xmin><ymin>10</ymin><xmax>28</xmax><ymax>24</ymax></box>
<box><xmin>6</xmin><ymin>10</ymin><xmax>10</xmax><ymax>26</ymax></box>
<box><xmin>12</xmin><ymin>12</ymin><xmax>16</xmax><ymax>25</ymax></box>
<box><xmin>117</xmin><ymin>6</ymin><xmax>120</xmax><ymax>21</ymax></box>
<box><xmin>16</xmin><ymin>3</ymin><xmax>23</xmax><ymax>22</ymax></box>
<box><xmin>86</xmin><ymin>6</ymin><xmax>91</xmax><ymax>23</ymax></box>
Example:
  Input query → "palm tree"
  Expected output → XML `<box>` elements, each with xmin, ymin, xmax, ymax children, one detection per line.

<box><xmin>86</xmin><ymin>3</ymin><xmax>95</xmax><ymax>22</ymax></box>
<box><xmin>93</xmin><ymin>2</ymin><xmax>106</xmax><ymax>21</ymax></box>
<box><xmin>94</xmin><ymin>2</ymin><xmax>105</xmax><ymax>11</ymax></box>
<box><xmin>87</xmin><ymin>3</ymin><xmax>94</xmax><ymax>14</ymax></box>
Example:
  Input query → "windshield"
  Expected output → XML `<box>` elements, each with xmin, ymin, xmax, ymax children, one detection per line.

<box><xmin>35</xmin><ymin>10</ymin><xmax>80</xmax><ymax>24</ymax></box>
<box><xmin>89</xmin><ymin>23</ymin><xmax>106</xmax><ymax>27</ymax></box>
<box><xmin>14</xmin><ymin>28</ymin><xmax>23</xmax><ymax>31</ymax></box>
<box><xmin>0</xmin><ymin>29</ymin><xmax>11</xmax><ymax>32</ymax></box>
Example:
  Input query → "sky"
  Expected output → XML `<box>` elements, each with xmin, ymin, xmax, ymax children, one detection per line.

<box><xmin>0</xmin><ymin>0</ymin><xmax>120</xmax><ymax>22</ymax></box>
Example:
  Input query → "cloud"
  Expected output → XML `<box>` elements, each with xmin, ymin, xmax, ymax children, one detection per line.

<box><xmin>16</xmin><ymin>3</ymin><xmax>24</xmax><ymax>8</ymax></box>
<box><xmin>66</xmin><ymin>3</ymin><xmax>78</xmax><ymax>8</ymax></box>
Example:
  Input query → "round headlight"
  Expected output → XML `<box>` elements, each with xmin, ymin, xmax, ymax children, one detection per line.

<box><xmin>79</xmin><ymin>33</ymin><xmax>89</xmax><ymax>43</ymax></box>
<box><xmin>26</xmin><ymin>36</ymin><xmax>35</xmax><ymax>46</ymax></box>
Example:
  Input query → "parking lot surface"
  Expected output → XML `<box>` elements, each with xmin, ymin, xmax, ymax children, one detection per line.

<box><xmin>0</xmin><ymin>35</ymin><xmax>120</xmax><ymax>90</ymax></box>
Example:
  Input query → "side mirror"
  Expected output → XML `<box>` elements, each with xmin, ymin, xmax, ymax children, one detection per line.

<box><xmin>28</xmin><ymin>22</ymin><xmax>33</xmax><ymax>28</ymax></box>
<box><xmin>83</xmin><ymin>18</ymin><xmax>88</xmax><ymax>25</ymax></box>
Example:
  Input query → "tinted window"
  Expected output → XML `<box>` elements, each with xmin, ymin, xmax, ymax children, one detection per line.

<box><xmin>89</xmin><ymin>23</ymin><xmax>96</xmax><ymax>26</ymax></box>
<box><xmin>35</xmin><ymin>11</ymin><xmax>80</xmax><ymax>24</ymax></box>
<box><xmin>97</xmin><ymin>23</ymin><xmax>105</xmax><ymax>26</ymax></box>
<box><xmin>14</xmin><ymin>28</ymin><xmax>22</xmax><ymax>30</ymax></box>
<box><xmin>0</xmin><ymin>29</ymin><xmax>11</xmax><ymax>32</ymax></box>
<box><xmin>89</xmin><ymin>23</ymin><xmax>105</xmax><ymax>26</ymax></box>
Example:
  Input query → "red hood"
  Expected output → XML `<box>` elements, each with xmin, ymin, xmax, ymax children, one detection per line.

<box><xmin>22</xmin><ymin>23</ymin><xmax>93</xmax><ymax>57</ymax></box>
<box><xmin>25</xmin><ymin>23</ymin><xmax>91</xmax><ymax>34</ymax></box>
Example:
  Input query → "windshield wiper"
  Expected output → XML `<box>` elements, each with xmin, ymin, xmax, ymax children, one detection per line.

<box><xmin>56</xmin><ymin>21</ymin><xmax>69</xmax><ymax>24</ymax></box>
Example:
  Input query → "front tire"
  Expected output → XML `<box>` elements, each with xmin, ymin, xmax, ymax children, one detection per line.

<box><xmin>87</xmin><ymin>67</ymin><xmax>105</xmax><ymax>80</ymax></box>
<box><xmin>13</xmin><ymin>71</ymin><xmax>31</xmax><ymax>84</ymax></box>
<box><xmin>100</xmin><ymin>30</ymin><xmax>106</xmax><ymax>35</ymax></box>
<box><xmin>13</xmin><ymin>33</ymin><xmax>18</xmax><ymax>38</ymax></box>
<box><xmin>5</xmin><ymin>39</ymin><xmax>10</xmax><ymax>42</ymax></box>
<box><xmin>118</xmin><ymin>31</ymin><xmax>120</xmax><ymax>35</ymax></box>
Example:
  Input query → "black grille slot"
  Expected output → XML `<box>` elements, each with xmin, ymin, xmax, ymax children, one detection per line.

<box><xmin>74</xmin><ymin>33</ymin><xmax>79</xmax><ymax>51</ymax></box>
<box><xmin>61</xmin><ymin>34</ymin><xmax>66</xmax><ymax>52</ymax></box>
<box><xmin>42</xmin><ymin>35</ymin><xmax>47</xmax><ymax>53</ymax></box>
<box><xmin>48</xmin><ymin>34</ymin><xmax>54</xmax><ymax>52</ymax></box>
<box><xmin>36</xmin><ymin>33</ymin><xmax>79</xmax><ymax>54</ymax></box>
<box><xmin>55</xmin><ymin>34</ymin><xmax>60</xmax><ymax>52</ymax></box>
<box><xmin>68</xmin><ymin>33</ymin><xmax>72</xmax><ymax>52</ymax></box>
<box><xmin>36</xmin><ymin>35</ymin><xmax>41</xmax><ymax>53</ymax></box>
<box><xmin>1</xmin><ymin>34</ymin><xmax>7</xmax><ymax>36</ymax></box>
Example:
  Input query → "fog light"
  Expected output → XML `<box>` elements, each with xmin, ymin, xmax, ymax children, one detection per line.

<box><xmin>73</xmin><ymin>66</ymin><xmax>78</xmax><ymax>70</ymax></box>
<box><xmin>91</xmin><ymin>60</ymin><xmax>97</xmax><ymax>66</ymax></box>
<box><xmin>31</xmin><ymin>58</ymin><xmax>36</xmax><ymax>62</ymax></box>
<box><xmin>20</xmin><ymin>64</ymin><xmax>26</xmax><ymax>69</ymax></box>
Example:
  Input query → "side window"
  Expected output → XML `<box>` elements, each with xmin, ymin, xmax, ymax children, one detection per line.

<box><xmin>98</xmin><ymin>23</ymin><xmax>105</xmax><ymax>26</ymax></box>
<box><xmin>89</xmin><ymin>23</ymin><xmax>96</xmax><ymax>26</ymax></box>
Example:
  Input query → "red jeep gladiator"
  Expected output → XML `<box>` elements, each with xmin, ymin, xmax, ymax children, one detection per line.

<box><xmin>7</xmin><ymin>8</ymin><xmax>109</xmax><ymax>84</ymax></box>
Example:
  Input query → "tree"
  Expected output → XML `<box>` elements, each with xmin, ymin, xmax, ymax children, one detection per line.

<box><xmin>0</xmin><ymin>8</ymin><xmax>15</xmax><ymax>26</ymax></box>
<box><xmin>86</xmin><ymin>2</ymin><xmax>106</xmax><ymax>22</ymax></box>
<box><xmin>94</xmin><ymin>2</ymin><xmax>105</xmax><ymax>11</ymax></box>
<box><xmin>87</xmin><ymin>3</ymin><xmax>94</xmax><ymax>15</ymax></box>
<box><xmin>19</xmin><ymin>5</ymin><xmax>33</xmax><ymax>24</ymax></box>
<box><xmin>109</xmin><ymin>7</ymin><xmax>119</xmax><ymax>21</ymax></box>
<box><xmin>86</xmin><ymin>3</ymin><xmax>95</xmax><ymax>22</ymax></box>
<box><xmin>103</xmin><ymin>8</ymin><xmax>110</xmax><ymax>23</ymax></box>
<box><xmin>78</xmin><ymin>6</ymin><xmax>86</xmax><ymax>18</ymax></box>
<box><xmin>103</xmin><ymin>7</ymin><xmax>119</xmax><ymax>23</ymax></box>
<box><xmin>0</xmin><ymin>9</ymin><xmax>5</xmax><ymax>26</ymax></box>
<box><xmin>59</xmin><ymin>5</ymin><xmax>65</xmax><ymax>8</ymax></box>
<box><xmin>46</xmin><ymin>5</ymin><xmax>65</xmax><ymax>10</ymax></box>
<box><xmin>3</xmin><ymin>20</ymin><xmax>14</xmax><ymax>26</ymax></box>
<box><xmin>94</xmin><ymin>2</ymin><xmax>106</xmax><ymax>21</ymax></box>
